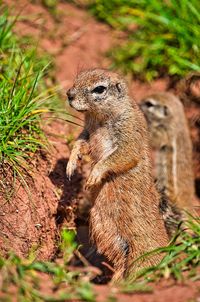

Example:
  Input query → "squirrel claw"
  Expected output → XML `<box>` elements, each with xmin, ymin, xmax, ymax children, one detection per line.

<box><xmin>66</xmin><ymin>160</ymin><xmax>77</xmax><ymax>180</ymax></box>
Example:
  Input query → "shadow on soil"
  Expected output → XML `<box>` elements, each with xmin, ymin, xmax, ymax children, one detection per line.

<box><xmin>49</xmin><ymin>157</ymin><xmax>83</xmax><ymax>225</ymax></box>
<box><xmin>49</xmin><ymin>157</ymin><xmax>112</xmax><ymax>283</ymax></box>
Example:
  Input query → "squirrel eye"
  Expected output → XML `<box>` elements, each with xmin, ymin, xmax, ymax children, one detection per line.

<box><xmin>91</xmin><ymin>85</ymin><xmax>107</xmax><ymax>94</ymax></box>
<box><xmin>145</xmin><ymin>100</ymin><xmax>154</xmax><ymax>108</ymax></box>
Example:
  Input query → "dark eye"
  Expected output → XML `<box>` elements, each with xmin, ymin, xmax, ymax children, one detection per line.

<box><xmin>145</xmin><ymin>101</ymin><xmax>154</xmax><ymax>108</ymax></box>
<box><xmin>91</xmin><ymin>85</ymin><xmax>107</xmax><ymax>94</ymax></box>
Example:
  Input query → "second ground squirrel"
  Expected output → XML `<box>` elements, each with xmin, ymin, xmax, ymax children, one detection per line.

<box><xmin>140</xmin><ymin>92</ymin><xmax>195</xmax><ymax>209</ymax></box>
<box><xmin>66</xmin><ymin>69</ymin><xmax>169</xmax><ymax>281</ymax></box>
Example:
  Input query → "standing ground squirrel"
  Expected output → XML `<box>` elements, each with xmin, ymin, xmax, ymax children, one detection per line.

<box><xmin>140</xmin><ymin>92</ymin><xmax>195</xmax><ymax>209</ymax></box>
<box><xmin>66</xmin><ymin>69</ymin><xmax>169</xmax><ymax>281</ymax></box>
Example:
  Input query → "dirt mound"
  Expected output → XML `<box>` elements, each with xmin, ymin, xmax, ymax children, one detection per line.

<box><xmin>0</xmin><ymin>115</ymin><xmax>85</xmax><ymax>258</ymax></box>
<box><xmin>0</xmin><ymin>156</ymin><xmax>58</xmax><ymax>259</ymax></box>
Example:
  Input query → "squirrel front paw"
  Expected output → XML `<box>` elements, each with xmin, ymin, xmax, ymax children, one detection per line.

<box><xmin>66</xmin><ymin>158</ymin><xmax>77</xmax><ymax>180</ymax></box>
<box><xmin>66</xmin><ymin>151</ymin><xmax>82</xmax><ymax>180</ymax></box>
<box><xmin>85</xmin><ymin>164</ymin><xmax>106</xmax><ymax>190</ymax></box>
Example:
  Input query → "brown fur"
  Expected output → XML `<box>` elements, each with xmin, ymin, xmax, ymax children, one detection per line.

<box><xmin>66</xmin><ymin>69</ymin><xmax>169</xmax><ymax>281</ymax></box>
<box><xmin>140</xmin><ymin>93</ymin><xmax>195</xmax><ymax>209</ymax></box>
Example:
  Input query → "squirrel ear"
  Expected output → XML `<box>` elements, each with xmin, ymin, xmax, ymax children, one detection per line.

<box><xmin>116</xmin><ymin>83</ymin><xmax>122</xmax><ymax>93</ymax></box>
<box><xmin>115</xmin><ymin>79</ymin><xmax>128</xmax><ymax>96</ymax></box>
<box><xmin>163</xmin><ymin>105</ymin><xmax>170</xmax><ymax>116</ymax></box>
<box><xmin>156</xmin><ymin>105</ymin><xmax>170</xmax><ymax>119</ymax></box>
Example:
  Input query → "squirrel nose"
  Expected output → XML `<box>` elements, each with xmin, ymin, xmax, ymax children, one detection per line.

<box><xmin>67</xmin><ymin>88</ymin><xmax>76</xmax><ymax>103</ymax></box>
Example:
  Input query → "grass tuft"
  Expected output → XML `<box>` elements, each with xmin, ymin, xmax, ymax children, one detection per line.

<box><xmin>0</xmin><ymin>7</ymin><xmax>57</xmax><ymax>178</ymax></box>
<box><xmin>124</xmin><ymin>213</ymin><xmax>200</xmax><ymax>286</ymax></box>
<box><xmin>90</xmin><ymin>0</ymin><xmax>200</xmax><ymax>81</ymax></box>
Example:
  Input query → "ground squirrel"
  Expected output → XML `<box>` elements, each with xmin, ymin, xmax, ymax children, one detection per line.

<box><xmin>66</xmin><ymin>69</ymin><xmax>169</xmax><ymax>281</ymax></box>
<box><xmin>140</xmin><ymin>92</ymin><xmax>195</xmax><ymax>209</ymax></box>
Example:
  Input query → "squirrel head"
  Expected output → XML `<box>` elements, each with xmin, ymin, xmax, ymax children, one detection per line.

<box><xmin>140</xmin><ymin>93</ymin><xmax>182</xmax><ymax>148</ymax></box>
<box><xmin>66</xmin><ymin>69</ymin><xmax>129</xmax><ymax>119</ymax></box>
<box><xmin>140</xmin><ymin>93</ymin><xmax>173</xmax><ymax>124</ymax></box>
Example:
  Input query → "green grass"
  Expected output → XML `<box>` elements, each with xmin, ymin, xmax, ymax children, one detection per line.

<box><xmin>123</xmin><ymin>213</ymin><xmax>200</xmax><ymax>287</ymax></box>
<box><xmin>89</xmin><ymin>0</ymin><xmax>200</xmax><ymax>81</ymax></box>
<box><xmin>0</xmin><ymin>7</ymin><xmax>58</xmax><ymax>179</ymax></box>
<box><xmin>0</xmin><ymin>229</ymin><xmax>96</xmax><ymax>302</ymax></box>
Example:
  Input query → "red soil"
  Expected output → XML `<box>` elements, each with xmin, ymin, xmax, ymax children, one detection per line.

<box><xmin>1</xmin><ymin>1</ymin><xmax>200</xmax><ymax>301</ymax></box>
<box><xmin>95</xmin><ymin>279</ymin><xmax>200</xmax><ymax>302</ymax></box>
